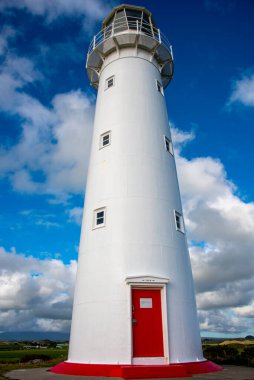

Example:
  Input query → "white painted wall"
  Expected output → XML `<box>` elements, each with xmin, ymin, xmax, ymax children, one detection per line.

<box><xmin>68</xmin><ymin>48</ymin><xmax>204</xmax><ymax>365</ymax></box>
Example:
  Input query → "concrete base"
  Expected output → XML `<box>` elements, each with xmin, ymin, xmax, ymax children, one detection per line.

<box><xmin>50</xmin><ymin>360</ymin><xmax>222</xmax><ymax>378</ymax></box>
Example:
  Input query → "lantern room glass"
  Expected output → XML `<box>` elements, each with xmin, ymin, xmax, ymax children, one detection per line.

<box><xmin>103</xmin><ymin>7</ymin><xmax>155</xmax><ymax>38</ymax></box>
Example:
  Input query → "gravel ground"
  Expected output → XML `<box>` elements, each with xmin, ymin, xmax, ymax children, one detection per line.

<box><xmin>5</xmin><ymin>365</ymin><xmax>254</xmax><ymax>380</ymax></box>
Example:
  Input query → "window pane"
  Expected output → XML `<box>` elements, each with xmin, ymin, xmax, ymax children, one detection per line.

<box><xmin>114</xmin><ymin>9</ymin><xmax>127</xmax><ymax>33</ymax></box>
<box><xmin>97</xmin><ymin>211</ymin><xmax>104</xmax><ymax>219</ymax></box>
<box><xmin>142</xmin><ymin>13</ymin><xmax>150</xmax><ymax>24</ymax></box>
<box><xmin>116</xmin><ymin>9</ymin><xmax>125</xmax><ymax>18</ymax></box>
<box><xmin>94</xmin><ymin>208</ymin><xmax>106</xmax><ymax>228</ymax></box>
<box><xmin>165</xmin><ymin>136</ymin><xmax>173</xmax><ymax>155</ymax></box>
<box><xmin>126</xmin><ymin>9</ymin><xmax>142</xmax><ymax>18</ymax></box>
<box><xmin>108</xmin><ymin>79</ymin><xmax>114</xmax><ymax>87</ymax></box>
<box><xmin>105</xmin><ymin>76</ymin><xmax>114</xmax><ymax>90</ymax></box>
<box><xmin>175</xmin><ymin>212</ymin><xmax>184</xmax><ymax>233</ymax></box>
<box><xmin>141</xmin><ymin>12</ymin><xmax>152</xmax><ymax>35</ymax></box>
<box><xmin>100</xmin><ymin>131</ymin><xmax>111</xmax><ymax>149</ymax></box>
<box><xmin>103</xmin><ymin>135</ymin><xmax>110</xmax><ymax>144</ymax></box>
<box><xmin>126</xmin><ymin>9</ymin><xmax>142</xmax><ymax>30</ymax></box>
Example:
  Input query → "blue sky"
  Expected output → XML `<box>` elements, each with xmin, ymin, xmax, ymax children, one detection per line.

<box><xmin>0</xmin><ymin>0</ymin><xmax>253</xmax><ymax>337</ymax></box>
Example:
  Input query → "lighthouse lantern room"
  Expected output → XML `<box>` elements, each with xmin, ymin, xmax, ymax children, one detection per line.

<box><xmin>51</xmin><ymin>4</ymin><xmax>222</xmax><ymax>378</ymax></box>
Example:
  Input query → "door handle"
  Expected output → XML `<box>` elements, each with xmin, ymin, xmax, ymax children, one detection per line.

<box><xmin>132</xmin><ymin>318</ymin><xmax>138</xmax><ymax>325</ymax></box>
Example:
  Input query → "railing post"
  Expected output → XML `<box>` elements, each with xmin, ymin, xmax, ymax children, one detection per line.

<box><xmin>93</xmin><ymin>36</ymin><xmax>96</xmax><ymax>49</ymax></box>
<box><xmin>112</xmin><ymin>21</ymin><xmax>114</xmax><ymax>36</ymax></box>
<box><xmin>136</xmin><ymin>19</ymin><xmax>139</xmax><ymax>33</ymax></box>
<box><xmin>158</xmin><ymin>29</ymin><xmax>161</xmax><ymax>44</ymax></box>
<box><xmin>170</xmin><ymin>45</ymin><xmax>174</xmax><ymax>60</ymax></box>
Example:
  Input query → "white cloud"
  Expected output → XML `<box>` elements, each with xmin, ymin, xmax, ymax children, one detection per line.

<box><xmin>0</xmin><ymin>20</ymin><xmax>96</xmax><ymax>199</ymax></box>
<box><xmin>19</xmin><ymin>209</ymin><xmax>62</xmax><ymax>230</ymax></box>
<box><xmin>44</xmin><ymin>91</ymin><xmax>94</xmax><ymax>196</ymax></box>
<box><xmin>0</xmin><ymin>51</ymin><xmax>94</xmax><ymax>198</ymax></box>
<box><xmin>0</xmin><ymin>26</ymin><xmax>16</xmax><ymax>56</ymax></box>
<box><xmin>199</xmin><ymin>309</ymin><xmax>251</xmax><ymax>335</ymax></box>
<box><xmin>171</xmin><ymin>125</ymin><xmax>195</xmax><ymax>147</ymax></box>
<box><xmin>228</xmin><ymin>71</ymin><xmax>254</xmax><ymax>107</ymax></box>
<box><xmin>0</xmin><ymin>0</ymin><xmax>111</xmax><ymax>30</ymax></box>
<box><xmin>235</xmin><ymin>303</ymin><xmax>254</xmax><ymax>318</ymax></box>
<box><xmin>0</xmin><ymin>53</ymin><xmax>45</xmax><ymax>118</ymax></box>
<box><xmin>173</xmin><ymin>135</ymin><xmax>254</xmax><ymax>335</ymax></box>
<box><xmin>0</xmin><ymin>247</ymin><xmax>77</xmax><ymax>332</ymax></box>
<box><xmin>68</xmin><ymin>207</ymin><xmax>83</xmax><ymax>225</ymax></box>
<box><xmin>35</xmin><ymin>220</ymin><xmax>60</xmax><ymax>228</ymax></box>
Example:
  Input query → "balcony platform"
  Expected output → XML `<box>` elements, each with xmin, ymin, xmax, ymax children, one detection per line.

<box><xmin>86</xmin><ymin>16</ymin><xmax>174</xmax><ymax>89</ymax></box>
<box><xmin>50</xmin><ymin>360</ymin><xmax>222</xmax><ymax>378</ymax></box>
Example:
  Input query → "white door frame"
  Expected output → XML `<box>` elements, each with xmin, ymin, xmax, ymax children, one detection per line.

<box><xmin>125</xmin><ymin>275</ymin><xmax>170</xmax><ymax>365</ymax></box>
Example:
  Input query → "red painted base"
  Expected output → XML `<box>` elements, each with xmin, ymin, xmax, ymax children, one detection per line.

<box><xmin>50</xmin><ymin>360</ymin><xmax>222</xmax><ymax>378</ymax></box>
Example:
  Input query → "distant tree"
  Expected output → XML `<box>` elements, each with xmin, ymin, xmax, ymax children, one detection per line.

<box><xmin>48</xmin><ymin>341</ymin><xmax>57</xmax><ymax>348</ymax></box>
<box><xmin>203</xmin><ymin>345</ymin><xmax>241</xmax><ymax>364</ymax></box>
<box><xmin>241</xmin><ymin>346</ymin><xmax>254</xmax><ymax>367</ymax></box>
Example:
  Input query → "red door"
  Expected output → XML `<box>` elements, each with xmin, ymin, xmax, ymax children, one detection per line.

<box><xmin>132</xmin><ymin>289</ymin><xmax>164</xmax><ymax>357</ymax></box>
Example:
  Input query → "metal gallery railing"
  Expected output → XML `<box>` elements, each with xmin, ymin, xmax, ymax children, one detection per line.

<box><xmin>87</xmin><ymin>15</ymin><xmax>173</xmax><ymax>58</ymax></box>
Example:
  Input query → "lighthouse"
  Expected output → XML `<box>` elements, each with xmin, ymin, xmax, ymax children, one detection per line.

<box><xmin>52</xmin><ymin>4</ymin><xmax>222</xmax><ymax>378</ymax></box>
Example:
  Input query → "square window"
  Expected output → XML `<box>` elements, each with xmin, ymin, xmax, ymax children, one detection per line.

<box><xmin>156</xmin><ymin>80</ymin><xmax>164</xmax><ymax>95</ymax></box>
<box><xmin>174</xmin><ymin>211</ymin><xmax>184</xmax><ymax>233</ymax></box>
<box><xmin>103</xmin><ymin>135</ymin><xmax>110</xmax><ymax>146</ymax></box>
<box><xmin>100</xmin><ymin>131</ymin><xmax>111</xmax><ymax>148</ymax></box>
<box><xmin>164</xmin><ymin>136</ymin><xmax>173</xmax><ymax>155</ymax></box>
<box><xmin>105</xmin><ymin>75</ymin><xmax>115</xmax><ymax>90</ymax></box>
<box><xmin>108</xmin><ymin>78</ymin><xmax>114</xmax><ymax>87</ymax></box>
<box><xmin>94</xmin><ymin>208</ymin><xmax>106</xmax><ymax>228</ymax></box>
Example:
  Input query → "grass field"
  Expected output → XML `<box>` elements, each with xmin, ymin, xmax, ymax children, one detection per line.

<box><xmin>203</xmin><ymin>341</ymin><xmax>254</xmax><ymax>368</ymax></box>
<box><xmin>219</xmin><ymin>340</ymin><xmax>254</xmax><ymax>345</ymax></box>
<box><xmin>0</xmin><ymin>346</ymin><xmax>67</xmax><ymax>380</ymax></box>
<box><xmin>0</xmin><ymin>348</ymin><xmax>67</xmax><ymax>363</ymax></box>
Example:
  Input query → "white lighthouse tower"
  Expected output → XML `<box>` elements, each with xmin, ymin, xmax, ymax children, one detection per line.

<box><xmin>52</xmin><ymin>4</ymin><xmax>221</xmax><ymax>378</ymax></box>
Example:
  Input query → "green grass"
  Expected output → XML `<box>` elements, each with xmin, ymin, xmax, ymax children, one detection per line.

<box><xmin>0</xmin><ymin>348</ymin><xmax>67</xmax><ymax>363</ymax></box>
<box><xmin>0</xmin><ymin>343</ymin><xmax>21</xmax><ymax>351</ymax></box>
<box><xmin>203</xmin><ymin>343</ymin><xmax>254</xmax><ymax>367</ymax></box>
<box><xmin>0</xmin><ymin>348</ymin><xmax>67</xmax><ymax>379</ymax></box>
